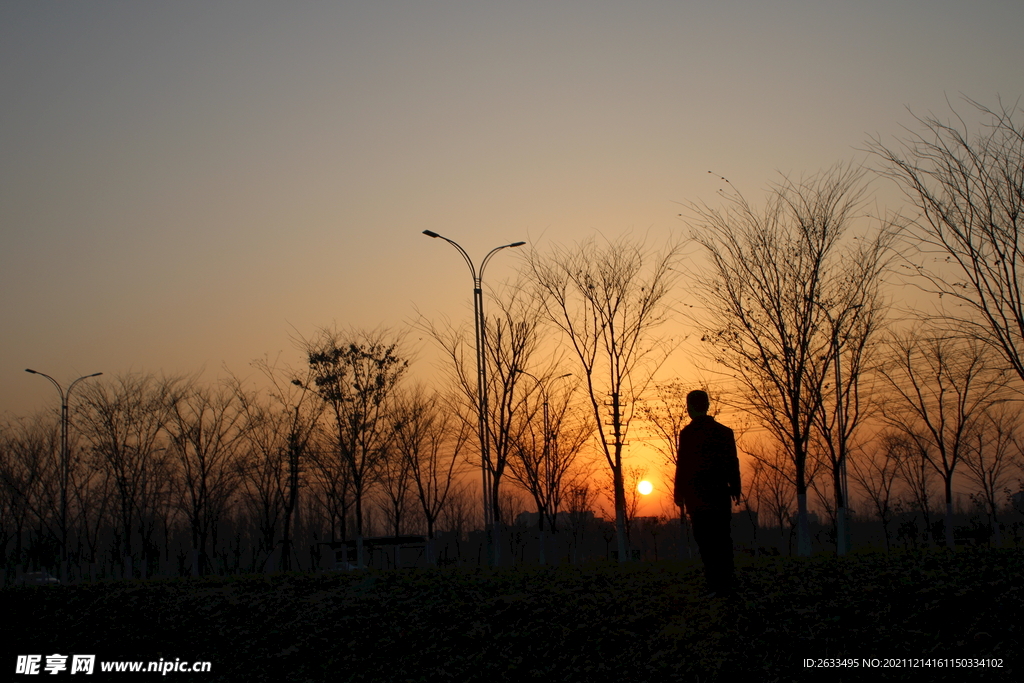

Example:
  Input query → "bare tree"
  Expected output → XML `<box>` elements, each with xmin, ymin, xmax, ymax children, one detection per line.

<box><xmin>375</xmin><ymin>446</ymin><xmax>413</xmax><ymax>538</ymax></box>
<box><xmin>233</xmin><ymin>358</ymin><xmax>320</xmax><ymax>572</ymax></box>
<box><xmin>164</xmin><ymin>382</ymin><xmax>245</xmax><ymax>575</ymax></box>
<box><xmin>849</xmin><ymin>433</ymin><xmax>903</xmax><ymax>552</ymax></box>
<box><xmin>888</xmin><ymin>429</ymin><xmax>937</xmax><ymax>548</ymax></box>
<box><xmin>506</xmin><ymin>375</ymin><xmax>593</xmax><ymax>557</ymax></box>
<box><xmin>481</xmin><ymin>290</ymin><xmax>544</xmax><ymax>540</ymax></box>
<box><xmin>305</xmin><ymin>327</ymin><xmax>408</xmax><ymax>568</ymax></box>
<box><xmin>564</xmin><ymin>481</ymin><xmax>596</xmax><ymax>564</ymax></box>
<box><xmin>233</xmin><ymin>387</ymin><xmax>286</xmax><ymax>571</ymax></box>
<box><xmin>391</xmin><ymin>386</ymin><xmax>469</xmax><ymax>563</ymax></box>
<box><xmin>77</xmin><ymin>374</ymin><xmax>175</xmax><ymax>577</ymax></box>
<box><xmin>809</xmin><ymin>250</ymin><xmax>892</xmax><ymax>554</ymax></box>
<box><xmin>689</xmin><ymin>164</ymin><xmax>891</xmax><ymax>555</ymax></box>
<box><xmin>736</xmin><ymin>454</ymin><xmax>765</xmax><ymax>554</ymax></box>
<box><xmin>879</xmin><ymin>330</ymin><xmax>1009</xmax><ymax>548</ymax></box>
<box><xmin>304</xmin><ymin>421</ymin><xmax>352</xmax><ymax>548</ymax></box>
<box><xmin>421</xmin><ymin>281</ymin><xmax>545</xmax><ymax>564</ymax></box>
<box><xmin>375</xmin><ymin>420</ymin><xmax>416</xmax><ymax>539</ymax></box>
<box><xmin>505</xmin><ymin>385</ymin><xmax>589</xmax><ymax>565</ymax></box>
<box><xmin>596</xmin><ymin>463</ymin><xmax>648</xmax><ymax>548</ymax></box>
<box><xmin>961</xmin><ymin>404</ymin><xmax>1023</xmax><ymax>546</ymax></box>
<box><xmin>498</xmin><ymin>488</ymin><xmax>529</xmax><ymax>528</ymax></box>
<box><xmin>529</xmin><ymin>235</ymin><xmax>681</xmax><ymax>562</ymax></box>
<box><xmin>67</xmin><ymin>427</ymin><xmax>114</xmax><ymax>570</ymax></box>
<box><xmin>0</xmin><ymin>414</ymin><xmax>60</xmax><ymax>568</ymax></box>
<box><xmin>1</xmin><ymin>408</ymin><xmax>123</xmax><ymax>577</ymax></box>
<box><xmin>869</xmin><ymin>97</ymin><xmax>1024</xmax><ymax>385</ymax></box>
<box><xmin>439</xmin><ymin>479</ymin><xmax>474</xmax><ymax>543</ymax></box>
<box><xmin>276</xmin><ymin>388</ymin><xmax>318</xmax><ymax>572</ymax></box>
<box><xmin>744</xmin><ymin>441</ymin><xmax>801</xmax><ymax>554</ymax></box>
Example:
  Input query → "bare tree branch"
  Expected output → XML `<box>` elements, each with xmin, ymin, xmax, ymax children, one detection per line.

<box><xmin>869</xmin><ymin>97</ymin><xmax>1024</xmax><ymax>387</ymax></box>
<box><xmin>529</xmin><ymin>234</ymin><xmax>681</xmax><ymax>562</ymax></box>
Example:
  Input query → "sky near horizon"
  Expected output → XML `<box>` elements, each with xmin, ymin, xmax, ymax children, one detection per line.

<box><xmin>3</xmin><ymin>2</ymin><xmax>1023</xmax><ymax>511</ymax></box>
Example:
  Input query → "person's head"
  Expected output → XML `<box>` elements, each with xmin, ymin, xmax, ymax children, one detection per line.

<box><xmin>686</xmin><ymin>390</ymin><xmax>710</xmax><ymax>418</ymax></box>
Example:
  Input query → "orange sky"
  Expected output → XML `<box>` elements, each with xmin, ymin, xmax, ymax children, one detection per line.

<box><xmin>3</xmin><ymin>3</ymin><xmax>1023</xmax><ymax>515</ymax></box>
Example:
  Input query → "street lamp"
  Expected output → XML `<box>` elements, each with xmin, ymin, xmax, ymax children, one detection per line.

<box><xmin>422</xmin><ymin>230</ymin><xmax>524</xmax><ymax>564</ymax></box>
<box><xmin>806</xmin><ymin>300</ymin><xmax>862</xmax><ymax>556</ymax></box>
<box><xmin>25</xmin><ymin>369</ymin><xmax>102</xmax><ymax>572</ymax></box>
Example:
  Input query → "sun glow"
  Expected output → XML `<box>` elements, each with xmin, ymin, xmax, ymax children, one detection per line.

<box><xmin>637</xmin><ymin>480</ymin><xmax>653</xmax><ymax>496</ymax></box>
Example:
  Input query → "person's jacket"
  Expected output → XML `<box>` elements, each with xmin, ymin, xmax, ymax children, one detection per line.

<box><xmin>674</xmin><ymin>415</ymin><xmax>740</xmax><ymax>512</ymax></box>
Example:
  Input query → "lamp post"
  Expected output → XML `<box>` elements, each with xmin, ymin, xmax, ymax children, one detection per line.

<box><xmin>422</xmin><ymin>230</ymin><xmax>524</xmax><ymax>565</ymax></box>
<box><xmin>806</xmin><ymin>300</ymin><xmax>862</xmax><ymax>556</ymax></box>
<box><xmin>25</xmin><ymin>369</ymin><xmax>102</xmax><ymax>572</ymax></box>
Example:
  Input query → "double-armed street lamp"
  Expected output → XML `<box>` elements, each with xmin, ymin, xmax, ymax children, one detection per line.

<box><xmin>25</xmin><ymin>369</ymin><xmax>103</xmax><ymax>568</ymax></box>
<box><xmin>422</xmin><ymin>230</ymin><xmax>524</xmax><ymax>562</ymax></box>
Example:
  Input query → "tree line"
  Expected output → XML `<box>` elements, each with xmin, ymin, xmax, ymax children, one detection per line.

<box><xmin>4</xmin><ymin>96</ymin><xmax>1024</xmax><ymax>579</ymax></box>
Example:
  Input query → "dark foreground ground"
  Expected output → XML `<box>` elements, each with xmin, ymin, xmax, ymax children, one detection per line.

<box><xmin>4</xmin><ymin>548</ymin><xmax>1020</xmax><ymax>682</ymax></box>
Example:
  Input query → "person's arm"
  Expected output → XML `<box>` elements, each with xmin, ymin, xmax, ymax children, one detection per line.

<box><xmin>726</xmin><ymin>428</ymin><xmax>741</xmax><ymax>504</ymax></box>
<box><xmin>671</xmin><ymin>432</ymin><xmax>679</xmax><ymax>507</ymax></box>
<box><xmin>674</xmin><ymin>431</ymin><xmax>684</xmax><ymax>510</ymax></box>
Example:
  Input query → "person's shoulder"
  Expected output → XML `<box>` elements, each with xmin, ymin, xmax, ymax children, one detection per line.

<box><xmin>709</xmin><ymin>418</ymin><xmax>734</xmax><ymax>436</ymax></box>
<box><xmin>681</xmin><ymin>416</ymin><xmax>733</xmax><ymax>434</ymax></box>
<box><xmin>682</xmin><ymin>416</ymin><xmax>716</xmax><ymax>433</ymax></box>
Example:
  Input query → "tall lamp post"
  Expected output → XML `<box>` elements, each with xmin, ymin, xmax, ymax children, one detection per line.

<box><xmin>25</xmin><ymin>369</ymin><xmax>102</xmax><ymax>571</ymax></box>
<box><xmin>422</xmin><ymin>230</ymin><xmax>524</xmax><ymax>564</ymax></box>
<box><xmin>806</xmin><ymin>300</ymin><xmax>862</xmax><ymax>556</ymax></box>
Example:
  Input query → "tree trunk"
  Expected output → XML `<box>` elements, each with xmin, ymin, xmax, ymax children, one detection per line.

<box><xmin>613</xmin><ymin>464</ymin><xmax>629</xmax><ymax>562</ymax></box>
<box><xmin>796</xmin><ymin>493</ymin><xmax>811</xmax><ymax>556</ymax></box>
<box><xmin>944</xmin><ymin>478</ymin><xmax>955</xmax><ymax>549</ymax></box>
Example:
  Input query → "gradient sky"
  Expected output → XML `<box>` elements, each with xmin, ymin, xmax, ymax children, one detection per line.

<box><xmin>4</xmin><ymin>2</ymin><xmax>1023</xmax><ymax>511</ymax></box>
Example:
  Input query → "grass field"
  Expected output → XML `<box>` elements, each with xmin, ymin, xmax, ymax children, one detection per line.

<box><xmin>5</xmin><ymin>548</ymin><xmax>1020</xmax><ymax>682</ymax></box>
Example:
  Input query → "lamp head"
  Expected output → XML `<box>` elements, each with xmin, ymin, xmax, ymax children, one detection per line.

<box><xmin>422</xmin><ymin>230</ymin><xmax>440</xmax><ymax>238</ymax></box>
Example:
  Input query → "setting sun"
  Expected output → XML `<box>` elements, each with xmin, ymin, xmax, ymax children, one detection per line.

<box><xmin>637</xmin><ymin>480</ymin><xmax>653</xmax><ymax>496</ymax></box>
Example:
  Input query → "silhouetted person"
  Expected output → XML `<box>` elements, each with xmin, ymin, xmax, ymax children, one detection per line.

<box><xmin>674</xmin><ymin>390</ymin><xmax>741</xmax><ymax>596</ymax></box>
